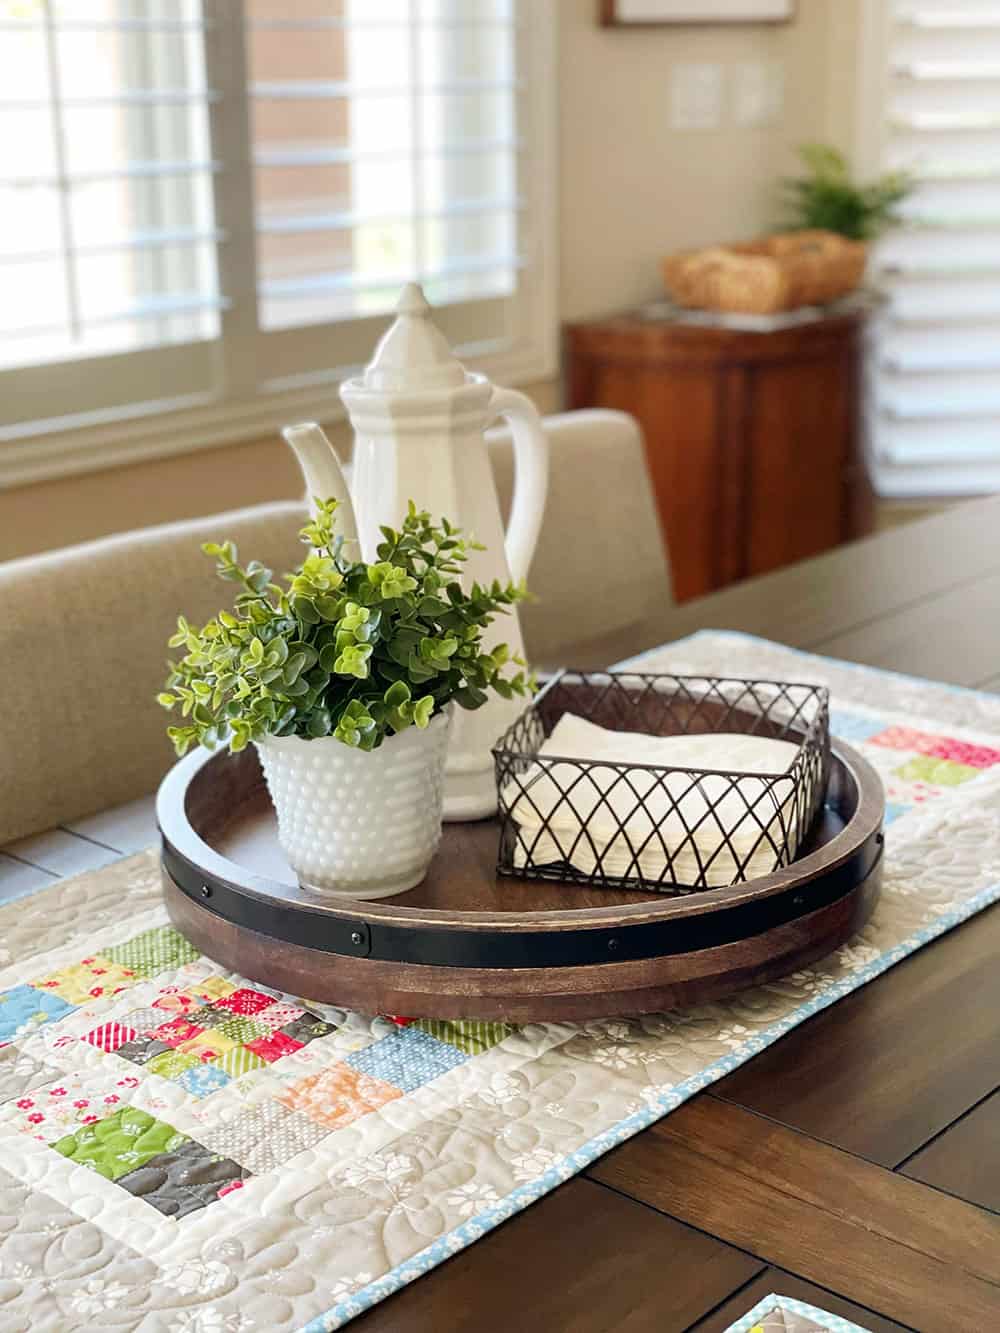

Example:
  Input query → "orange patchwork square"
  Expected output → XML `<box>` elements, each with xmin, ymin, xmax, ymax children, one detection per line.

<box><xmin>276</xmin><ymin>1062</ymin><xmax>402</xmax><ymax>1130</ymax></box>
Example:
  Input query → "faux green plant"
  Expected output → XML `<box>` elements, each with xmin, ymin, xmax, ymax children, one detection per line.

<box><xmin>783</xmin><ymin>142</ymin><xmax>912</xmax><ymax>241</ymax></box>
<box><xmin>159</xmin><ymin>500</ymin><xmax>531</xmax><ymax>755</ymax></box>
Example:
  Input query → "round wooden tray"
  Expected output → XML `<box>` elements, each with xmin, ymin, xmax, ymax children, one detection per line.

<box><xmin>157</xmin><ymin>740</ymin><xmax>885</xmax><ymax>1021</ymax></box>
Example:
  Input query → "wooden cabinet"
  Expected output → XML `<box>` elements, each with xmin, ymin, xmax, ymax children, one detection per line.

<box><xmin>564</xmin><ymin>308</ymin><xmax>875</xmax><ymax>603</ymax></box>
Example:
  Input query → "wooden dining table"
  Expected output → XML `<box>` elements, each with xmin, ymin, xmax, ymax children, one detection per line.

<box><xmin>4</xmin><ymin>495</ymin><xmax>1000</xmax><ymax>1332</ymax></box>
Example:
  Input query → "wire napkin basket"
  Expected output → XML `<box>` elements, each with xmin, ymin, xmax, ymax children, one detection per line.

<box><xmin>493</xmin><ymin>671</ymin><xmax>830</xmax><ymax>894</ymax></box>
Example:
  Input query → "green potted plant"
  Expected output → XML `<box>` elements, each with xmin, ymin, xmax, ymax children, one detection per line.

<box><xmin>783</xmin><ymin>142</ymin><xmax>912</xmax><ymax>241</ymax></box>
<box><xmin>159</xmin><ymin>499</ymin><xmax>531</xmax><ymax>899</ymax></box>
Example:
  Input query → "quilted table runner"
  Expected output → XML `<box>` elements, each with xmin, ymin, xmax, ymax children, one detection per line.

<box><xmin>723</xmin><ymin>1293</ymin><xmax>873</xmax><ymax>1333</ymax></box>
<box><xmin>4</xmin><ymin>631</ymin><xmax>1000</xmax><ymax>1331</ymax></box>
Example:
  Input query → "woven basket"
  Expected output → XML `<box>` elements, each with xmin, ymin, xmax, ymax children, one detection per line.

<box><xmin>662</xmin><ymin>229</ymin><xmax>867</xmax><ymax>315</ymax></box>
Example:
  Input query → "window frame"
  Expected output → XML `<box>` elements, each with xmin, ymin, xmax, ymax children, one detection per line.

<box><xmin>0</xmin><ymin>0</ymin><xmax>557</xmax><ymax>489</ymax></box>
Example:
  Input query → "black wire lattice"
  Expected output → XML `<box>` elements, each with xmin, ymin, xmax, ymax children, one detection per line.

<box><xmin>492</xmin><ymin>671</ymin><xmax>830</xmax><ymax>895</ymax></box>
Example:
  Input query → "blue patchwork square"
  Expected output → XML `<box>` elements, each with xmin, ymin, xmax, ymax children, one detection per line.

<box><xmin>884</xmin><ymin>802</ymin><xmax>908</xmax><ymax>825</ymax></box>
<box><xmin>830</xmin><ymin>710</ymin><xmax>886</xmax><ymax>743</ymax></box>
<box><xmin>0</xmin><ymin>985</ymin><xmax>75</xmax><ymax>1043</ymax></box>
<box><xmin>175</xmin><ymin>1062</ymin><xmax>232</xmax><ymax>1099</ymax></box>
<box><xmin>345</xmin><ymin>1027</ymin><xmax>468</xmax><ymax>1093</ymax></box>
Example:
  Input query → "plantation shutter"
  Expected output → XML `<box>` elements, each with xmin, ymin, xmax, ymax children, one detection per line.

<box><xmin>869</xmin><ymin>0</ymin><xmax>1000</xmax><ymax>496</ymax></box>
<box><xmin>0</xmin><ymin>0</ymin><xmax>553</xmax><ymax>484</ymax></box>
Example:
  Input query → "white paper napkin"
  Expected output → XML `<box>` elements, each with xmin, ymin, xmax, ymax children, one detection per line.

<box><xmin>505</xmin><ymin>714</ymin><xmax>801</xmax><ymax>887</ymax></box>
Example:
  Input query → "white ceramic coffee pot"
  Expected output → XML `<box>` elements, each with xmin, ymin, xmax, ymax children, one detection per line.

<box><xmin>282</xmin><ymin>282</ymin><xmax>549</xmax><ymax>820</ymax></box>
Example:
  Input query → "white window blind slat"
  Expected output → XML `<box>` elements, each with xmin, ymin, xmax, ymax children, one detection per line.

<box><xmin>869</xmin><ymin>0</ymin><xmax>1000</xmax><ymax>495</ymax></box>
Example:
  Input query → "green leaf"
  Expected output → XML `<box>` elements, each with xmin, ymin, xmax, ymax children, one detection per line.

<box><xmin>383</xmin><ymin>679</ymin><xmax>411</xmax><ymax>708</ymax></box>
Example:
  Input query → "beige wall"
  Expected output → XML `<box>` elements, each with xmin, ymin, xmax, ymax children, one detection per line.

<box><xmin>1</xmin><ymin>0</ymin><xmax>859</xmax><ymax>563</ymax></box>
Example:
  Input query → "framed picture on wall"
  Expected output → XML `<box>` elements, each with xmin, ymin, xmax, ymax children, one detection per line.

<box><xmin>601</xmin><ymin>0</ymin><xmax>795</xmax><ymax>24</ymax></box>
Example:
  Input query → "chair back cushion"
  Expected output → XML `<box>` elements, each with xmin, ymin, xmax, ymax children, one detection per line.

<box><xmin>488</xmin><ymin>409</ymin><xmax>674</xmax><ymax>668</ymax></box>
<box><xmin>0</xmin><ymin>501</ymin><xmax>305</xmax><ymax>843</ymax></box>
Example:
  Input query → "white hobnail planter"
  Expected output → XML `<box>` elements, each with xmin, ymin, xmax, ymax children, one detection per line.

<box><xmin>255</xmin><ymin>710</ymin><xmax>452</xmax><ymax>899</ymax></box>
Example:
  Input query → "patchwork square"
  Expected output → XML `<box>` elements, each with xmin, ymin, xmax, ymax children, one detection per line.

<box><xmin>118</xmin><ymin>1006</ymin><xmax>166</xmax><ymax>1037</ymax></box>
<box><xmin>150</xmin><ymin>1016</ymin><xmax>204</xmax><ymax>1047</ymax></box>
<box><xmin>28</xmin><ymin>959</ymin><xmax>136</xmax><ymax>1006</ymax></box>
<box><xmin>244</xmin><ymin>1032</ymin><xmax>303</xmax><ymax>1064</ymax></box>
<box><xmin>893</xmin><ymin>755</ymin><xmax>979</xmax><ymax>787</ymax></box>
<box><xmin>414</xmin><ymin>1019</ymin><xmax>516</xmax><ymax>1056</ymax></box>
<box><xmin>0</xmin><ymin>985</ymin><xmax>75</xmax><ymax>1043</ymax></box>
<box><xmin>175</xmin><ymin>1030</ymin><xmax>237</xmax><ymax>1063</ymax></box>
<box><xmin>115</xmin><ymin>1038</ymin><xmax>172</xmax><ymax>1067</ymax></box>
<box><xmin>103</xmin><ymin>927</ymin><xmax>199</xmax><ymax>980</ymax></box>
<box><xmin>277</xmin><ymin>1062</ymin><xmax>402</xmax><ymax>1130</ymax></box>
<box><xmin>83</xmin><ymin>1022</ymin><xmax>138</xmax><ymax>1054</ymax></box>
<box><xmin>279</xmin><ymin>1013</ymin><xmax>336</xmax><ymax>1046</ymax></box>
<box><xmin>4</xmin><ymin>1075</ymin><xmax>132</xmax><ymax>1142</ymax></box>
<box><xmin>183</xmin><ymin>1003</ymin><xmax>234</xmax><ymax>1031</ymax></box>
<box><xmin>117</xmin><ymin>1137</ymin><xmax>249</xmax><ymax>1218</ymax></box>
<box><xmin>151</xmin><ymin>989</ymin><xmax>203</xmax><ymax>1015</ymax></box>
<box><xmin>215</xmin><ymin>1016</ymin><xmax>270</xmax><ymax>1045</ymax></box>
<box><xmin>53</xmin><ymin>1106</ymin><xmax>188</xmax><ymax>1181</ymax></box>
<box><xmin>254</xmin><ymin>1002</ymin><xmax>305</xmax><ymax>1032</ymax></box>
<box><xmin>175</xmin><ymin>1063</ymin><xmax>231</xmax><ymax>1099</ymax></box>
<box><xmin>146</xmin><ymin>1048</ymin><xmax>200</xmax><ymax>1081</ymax></box>
<box><xmin>184</xmin><ymin>976</ymin><xmax>236</xmax><ymax>1003</ymax></box>
<box><xmin>0</xmin><ymin>1047</ymin><xmax>54</xmax><ymax>1104</ymax></box>
<box><xmin>215</xmin><ymin>988</ymin><xmax>275</xmax><ymax>1017</ymax></box>
<box><xmin>345</xmin><ymin>1027</ymin><xmax>468</xmax><ymax>1093</ymax></box>
<box><xmin>829</xmin><ymin>709</ymin><xmax>886</xmax><ymax>743</ymax></box>
<box><xmin>200</xmin><ymin>1099</ymin><xmax>328</xmax><ymax>1173</ymax></box>
<box><xmin>210</xmin><ymin>1046</ymin><xmax>268</xmax><ymax>1079</ymax></box>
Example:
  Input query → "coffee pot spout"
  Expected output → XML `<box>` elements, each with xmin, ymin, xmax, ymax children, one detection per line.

<box><xmin>282</xmin><ymin>422</ymin><xmax>360</xmax><ymax>551</ymax></box>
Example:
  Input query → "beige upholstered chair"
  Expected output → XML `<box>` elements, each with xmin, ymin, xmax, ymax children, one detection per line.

<box><xmin>0</xmin><ymin>409</ymin><xmax>673</xmax><ymax>844</ymax></box>
<box><xmin>489</xmin><ymin>409</ymin><xmax>674</xmax><ymax>669</ymax></box>
<box><xmin>0</xmin><ymin>502</ymin><xmax>307</xmax><ymax>846</ymax></box>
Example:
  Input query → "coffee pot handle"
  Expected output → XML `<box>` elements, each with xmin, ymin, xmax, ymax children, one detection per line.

<box><xmin>487</xmin><ymin>388</ymin><xmax>549</xmax><ymax>584</ymax></box>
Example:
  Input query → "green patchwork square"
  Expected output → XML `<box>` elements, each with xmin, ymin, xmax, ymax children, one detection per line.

<box><xmin>104</xmin><ymin>927</ymin><xmax>199</xmax><ymax>980</ymax></box>
<box><xmin>414</xmin><ymin>1018</ymin><xmax>517</xmax><ymax>1056</ymax></box>
<box><xmin>146</xmin><ymin>1048</ymin><xmax>200</xmax><ymax>1080</ymax></box>
<box><xmin>893</xmin><ymin>755</ymin><xmax>979</xmax><ymax>787</ymax></box>
<box><xmin>216</xmin><ymin>1016</ymin><xmax>270</xmax><ymax>1044</ymax></box>
<box><xmin>53</xmin><ymin>1107</ymin><xmax>188</xmax><ymax>1181</ymax></box>
<box><xmin>211</xmin><ymin>1046</ymin><xmax>268</xmax><ymax>1078</ymax></box>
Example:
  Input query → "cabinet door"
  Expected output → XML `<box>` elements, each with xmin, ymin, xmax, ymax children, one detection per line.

<box><xmin>581</xmin><ymin>361</ymin><xmax>727</xmax><ymax>602</ymax></box>
<box><xmin>744</xmin><ymin>351</ymin><xmax>854</xmax><ymax>577</ymax></box>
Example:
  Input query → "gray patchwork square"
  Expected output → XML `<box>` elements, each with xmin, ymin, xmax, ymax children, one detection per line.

<box><xmin>279</xmin><ymin>1012</ymin><xmax>336</xmax><ymax>1046</ymax></box>
<box><xmin>0</xmin><ymin>1047</ymin><xmax>53</xmax><ymax>1105</ymax></box>
<box><xmin>199</xmin><ymin>1099</ymin><xmax>328</xmax><ymax>1174</ymax></box>
<box><xmin>117</xmin><ymin>1139</ymin><xmax>249</xmax><ymax>1219</ymax></box>
<box><xmin>119</xmin><ymin>1006</ymin><xmax>168</xmax><ymax>1037</ymax></box>
<box><xmin>115</xmin><ymin>1037</ymin><xmax>173</xmax><ymax>1066</ymax></box>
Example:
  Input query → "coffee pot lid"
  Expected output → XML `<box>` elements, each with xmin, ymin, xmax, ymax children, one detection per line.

<box><xmin>359</xmin><ymin>282</ymin><xmax>468</xmax><ymax>392</ymax></box>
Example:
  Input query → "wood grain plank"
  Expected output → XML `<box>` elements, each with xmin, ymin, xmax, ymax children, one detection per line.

<box><xmin>350</xmin><ymin>1177</ymin><xmax>763</xmax><ymax>1333</ymax></box>
<box><xmin>815</xmin><ymin>568</ymin><xmax>1000</xmax><ymax>687</ymax></box>
<box><xmin>587</xmin><ymin>1098</ymin><xmax>1000</xmax><ymax>1333</ymax></box>
<box><xmin>662</xmin><ymin>494</ymin><xmax>992</xmax><ymax>650</ymax></box>
<box><xmin>63</xmin><ymin>794</ymin><xmax>158</xmax><ymax>856</ymax></box>
<box><xmin>689</xmin><ymin>1269</ymin><xmax>910</xmax><ymax>1332</ymax></box>
<box><xmin>901</xmin><ymin>1089</ymin><xmax>1000</xmax><ymax>1215</ymax></box>
<box><xmin>1</xmin><ymin>828</ymin><xmax>118</xmax><ymax>877</ymax></box>
<box><xmin>708</xmin><ymin>903</ymin><xmax>1000</xmax><ymax>1165</ymax></box>
<box><xmin>0</xmin><ymin>852</ymin><xmax>56</xmax><ymax>903</ymax></box>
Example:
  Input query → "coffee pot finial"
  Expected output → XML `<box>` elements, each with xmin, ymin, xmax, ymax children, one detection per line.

<box><xmin>360</xmin><ymin>280</ymin><xmax>467</xmax><ymax>394</ymax></box>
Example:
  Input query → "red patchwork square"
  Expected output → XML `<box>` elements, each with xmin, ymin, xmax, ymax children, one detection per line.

<box><xmin>215</xmin><ymin>988</ymin><xmax>274</xmax><ymax>1016</ymax></box>
<box><xmin>243</xmin><ymin>1032</ymin><xmax>304</xmax><ymax>1063</ymax></box>
<box><xmin>150</xmin><ymin>1016</ymin><xmax>204</xmax><ymax>1047</ymax></box>
<box><xmin>151</xmin><ymin>989</ymin><xmax>200</xmax><ymax>1014</ymax></box>
<box><xmin>83</xmin><ymin>1022</ymin><xmax>137</xmax><ymax>1053</ymax></box>
<box><xmin>387</xmin><ymin>1016</ymin><xmax>416</xmax><ymax>1027</ymax></box>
